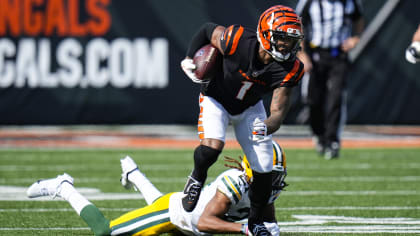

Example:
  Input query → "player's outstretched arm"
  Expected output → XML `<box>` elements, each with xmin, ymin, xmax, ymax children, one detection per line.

<box><xmin>197</xmin><ymin>191</ymin><xmax>245</xmax><ymax>234</ymax></box>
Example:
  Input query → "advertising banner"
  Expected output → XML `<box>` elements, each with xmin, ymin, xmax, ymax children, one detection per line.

<box><xmin>0</xmin><ymin>0</ymin><xmax>419</xmax><ymax>125</ymax></box>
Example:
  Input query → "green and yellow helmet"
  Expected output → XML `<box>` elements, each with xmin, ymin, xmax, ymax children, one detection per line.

<box><xmin>242</xmin><ymin>140</ymin><xmax>287</xmax><ymax>189</ymax></box>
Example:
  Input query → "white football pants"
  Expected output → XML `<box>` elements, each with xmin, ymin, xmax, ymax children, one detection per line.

<box><xmin>198</xmin><ymin>94</ymin><xmax>273</xmax><ymax>173</ymax></box>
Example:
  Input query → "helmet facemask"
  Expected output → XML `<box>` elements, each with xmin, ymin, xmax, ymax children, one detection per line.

<box><xmin>272</xmin><ymin>164</ymin><xmax>287</xmax><ymax>190</ymax></box>
<box><xmin>266</xmin><ymin>30</ymin><xmax>303</xmax><ymax>62</ymax></box>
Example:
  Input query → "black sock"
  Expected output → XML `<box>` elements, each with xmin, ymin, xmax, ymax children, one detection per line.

<box><xmin>248</xmin><ymin>171</ymin><xmax>272</xmax><ymax>224</ymax></box>
<box><xmin>191</xmin><ymin>145</ymin><xmax>221</xmax><ymax>183</ymax></box>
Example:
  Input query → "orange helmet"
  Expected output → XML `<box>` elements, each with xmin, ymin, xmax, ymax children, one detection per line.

<box><xmin>257</xmin><ymin>5</ymin><xmax>304</xmax><ymax>61</ymax></box>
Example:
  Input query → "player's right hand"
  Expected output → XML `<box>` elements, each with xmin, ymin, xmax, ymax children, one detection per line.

<box><xmin>252</xmin><ymin>118</ymin><xmax>268</xmax><ymax>142</ymax></box>
<box><xmin>181</xmin><ymin>58</ymin><xmax>208</xmax><ymax>84</ymax></box>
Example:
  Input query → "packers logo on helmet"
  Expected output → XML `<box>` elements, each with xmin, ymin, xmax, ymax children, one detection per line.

<box><xmin>257</xmin><ymin>5</ymin><xmax>303</xmax><ymax>62</ymax></box>
<box><xmin>242</xmin><ymin>140</ymin><xmax>287</xmax><ymax>189</ymax></box>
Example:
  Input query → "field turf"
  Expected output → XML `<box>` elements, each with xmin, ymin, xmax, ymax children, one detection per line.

<box><xmin>1</xmin><ymin>147</ymin><xmax>419</xmax><ymax>235</ymax></box>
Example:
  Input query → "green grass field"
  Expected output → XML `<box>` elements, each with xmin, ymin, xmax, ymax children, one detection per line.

<box><xmin>1</xmin><ymin>147</ymin><xmax>420</xmax><ymax>235</ymax></box>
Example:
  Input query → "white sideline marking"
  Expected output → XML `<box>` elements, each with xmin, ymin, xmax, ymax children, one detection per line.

<box><xmin>0</xmin><ymin>208</ymin><xmax>136</xmax><ymax>212</ymax></box>
<box><xmin>277</xmin><ymin>215</ymin><xmax>420</xmax><ymax>233</ymax></box>
<box><xmin>2</xmin><ymin>226</ymin><xmax>420</xmax><ymax>233</ymax></box>
<box><xmin>290</xmin><ymin>215</ymin><xmax>420</xmax><ymax>225</ymax></box>
<box><xmin>2</xmin><ymin>176</ymin><xmax>420</xmax><ymax>184</ymax></box>
<box><xmin>2</xmin><ymin>206</ymin><xmax>420</xmax><ymax>213</ymax></box>
<box><xmin>0</xmin><ymin>227</ymin><xmax>90</xmax><ymax>231</ymax></box>
<box><xmin>282</xmin><ymin>190</ymin><xmax>420</xmax><ymax>196</ymax></box>
<box><xmin>276</xmin><ymin>206</ymin><xmax>420</xmax><ymax>211</ymax></box>
<box><xmin>1</xmin><ymin>163</ymin><xmax>420</xmax><ymax>172</ymax></box>
<box><xmin>281</xmin><ymin>225</ymin><xmax>420</xmax><ymax>233</ymax></box>
<box><xmin>0</xmin><ymin>186</ymin><xmax>143</xmax><ymax>201</ymax></box>
<box><xmin>3</xmin><ymin>215</ymin><xmax>420</xmax><ymax>234</ymax></box>
<box><xmin>1</xmin><ymin>186</ymin><xmax>420</xmax><ymax>201</ymax></box>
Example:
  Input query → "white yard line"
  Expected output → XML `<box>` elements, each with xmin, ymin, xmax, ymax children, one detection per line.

<box><xmin>1</xmin><ymin>206</ymin><xmax>420</xmax><ymax>212</ymax></box>
<box><xmin>2</xmin><ymin>224</ymin><xmax>420</xmax><ymax>234</ymax></box>
<box><xmin>1</xmin><ymin>186</ymin><xmax>419</xmax><ymax>201</ymax></box>
<box><xmin>2</xmin><ymin>176</ymin><xmax>420</xmax><ymax>184</ymax></box>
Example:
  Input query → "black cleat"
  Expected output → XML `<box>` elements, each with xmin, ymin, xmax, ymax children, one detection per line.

<box><xmin>324</xmin><ymin>142</ymin><xmax>340</xmax><ymax>160</ymax></box>
<box><xmin>182</xmin><ymin>176</ymin><xmax>203</xmax><ymax>212</ymax></box>
<box><xmin>248</xmin><ymin>223</ymin><xmax>272</xmax><ymax>236</ymax></box>
<box><xmin>313</xmin><ymin>136</ymin><xmax>326</xmax><ymax>156</ymax></box>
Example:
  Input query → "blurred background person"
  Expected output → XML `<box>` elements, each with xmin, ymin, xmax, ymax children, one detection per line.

<box><xmin>296</xmin><ymin>0</ymin><xmax>365</xmax><ymax>159</ymax></box>
<box><xmin>406</xmin><ymin>24</ymin><xmax>420</xmax><ymax>64</ymax></box>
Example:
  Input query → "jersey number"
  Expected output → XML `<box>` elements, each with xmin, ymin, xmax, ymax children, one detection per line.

<box><xmin>236</xmin><ymin>81</ymin><xmax>253</xmax><ymax>100</ymax></box>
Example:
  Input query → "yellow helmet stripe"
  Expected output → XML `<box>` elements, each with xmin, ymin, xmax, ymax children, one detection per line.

<box><xmin>272</xmin><ymin>140</ymin><xmax>286</xmax><ymax>168</ymax></box>
<box><xmin>272</xmin><ymin>141</ymin><xmax>281</xmax><ymax>165</ymax></box>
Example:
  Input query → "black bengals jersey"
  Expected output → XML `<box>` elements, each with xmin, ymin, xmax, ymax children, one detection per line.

<box><xmin>201</xmin><ymin>24</ymin><xmax>304</xmax><ymax>115</ymax></box>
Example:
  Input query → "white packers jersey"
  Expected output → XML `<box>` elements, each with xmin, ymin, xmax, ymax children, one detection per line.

<box><xmin>168</xmin><ymin>169</ymin><xmax>282</xmax><ymax>236</ymax></box>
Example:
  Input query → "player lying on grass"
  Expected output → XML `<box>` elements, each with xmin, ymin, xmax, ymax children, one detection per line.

<box><xmin>27</xmin><ymin>140</ymin><xmax>287</xmax><ymax>236</ymax></box>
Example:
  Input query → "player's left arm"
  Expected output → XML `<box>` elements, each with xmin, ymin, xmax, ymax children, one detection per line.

<box><xmin>265</xmin><ymin>86</ymin><xmax>293</xmax><ymax>135</ymax></box>
<box><xmin>197</xmin><ymin>191</ymin><xmax>244</xmax><ymax>234</ymax></box>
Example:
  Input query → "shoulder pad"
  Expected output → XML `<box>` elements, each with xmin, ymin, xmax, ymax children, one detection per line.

<box><xmin>221</xmin><ymin>25</ymin><xmax>245</xmax><ymax>55</ymax></box>
<box><xmin>280</xmin><ymin>59</ymin><xmax>305</xmax><ymax>86</ymax></box>
<box><xmin>217</xmin><ymin>170</ymin><xmax>248</xmax><ymax>204</ymax></box>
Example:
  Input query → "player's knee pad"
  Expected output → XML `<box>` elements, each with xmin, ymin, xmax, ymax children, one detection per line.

<box><xmin>192</xmin><ymin>145</ymin><xmax>221</xmax><ymax>182</ymax></box>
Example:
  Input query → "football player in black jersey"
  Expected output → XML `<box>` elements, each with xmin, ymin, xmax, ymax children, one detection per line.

<box><xmin>180</xmin><ymin>5</ymin><xmax>304</xmax><ymax>236</ymax></box>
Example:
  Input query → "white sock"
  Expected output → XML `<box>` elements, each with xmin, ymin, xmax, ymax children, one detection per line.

<box><xmin>128</xmin><ymin>170</ymin><xmax>163</xmax><ymax>205</ymax></box>
<box><xmin>60</xmin><ymin>182</ymin><xmax>92</xmax><ymax>215</ymax></box>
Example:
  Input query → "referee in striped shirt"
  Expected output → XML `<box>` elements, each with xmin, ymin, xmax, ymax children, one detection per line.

<box><xmin>296</xmin><ymin>0</ymin><xmax>364</xmax><ymax>159</ymax></box>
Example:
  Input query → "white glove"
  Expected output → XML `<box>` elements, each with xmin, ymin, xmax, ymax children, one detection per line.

<box><xmin>264</xmin><ymin>222</ymin><xmax>280</xmax><ymax>236</ymax></box>
<box><xmin>240</xmin><ymin>223</ymin><xmax>253</xmax><ymax>236</ymax></box>
<box><xmin>181</xmin><ymin>58</ymin><xmax>209</xmax><ymax>84</ymax></box>
<box><xmin>252</xmin><ymin>118</ymin><xmax>267</xmax><ymax>142</ymax></box>
<box><xmin>406</xmin><ymin>41</ymin><xmax>420</xmax><ymax>64</ymax></box>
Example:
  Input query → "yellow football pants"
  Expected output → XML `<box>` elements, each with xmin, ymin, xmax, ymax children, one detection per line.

<box><xmin>109</xmin><ymin>192</ymin><xmax>178</xmax><ymax>235</ymax></box>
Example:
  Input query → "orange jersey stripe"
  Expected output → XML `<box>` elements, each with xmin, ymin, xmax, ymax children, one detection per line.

<box><xmin>296</xmin><ymin>69</ymin><xmax>305</xmax><ymax>83</ymax></box>
<box><xmin>224</xmin><ymin>26</ymin><xmax>234</xmax><ymax>49</ymax></box>
<box><xmin>283</xmin><ymin>60</ymin><xmax>300</xmax><ymax>83</ymax></box>
<box><xmin>228</xmin><ymin>26</ymin><xmax>244</xmax><ymax>55</ymax></box>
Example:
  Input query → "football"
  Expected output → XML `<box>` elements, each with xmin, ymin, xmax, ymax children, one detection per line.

<box><xmin>193</xmin><ymin>44</ymin><xmax>221</xmax><ymax>81</ymax></box>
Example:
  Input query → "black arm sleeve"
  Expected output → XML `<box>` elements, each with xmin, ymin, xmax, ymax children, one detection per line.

<box><xmin>186</xmin><ymin>22</ymin><xmax>218</xmax><ymax>58</ymax></box>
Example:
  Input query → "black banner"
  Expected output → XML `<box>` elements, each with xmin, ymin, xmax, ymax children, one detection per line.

<box><xmin>0</xmin><ymin>0</ymin><xmax>419</xmax><ymax>125</ymax></box>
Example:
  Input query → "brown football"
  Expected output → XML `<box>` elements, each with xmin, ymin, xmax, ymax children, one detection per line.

<box><xmin>193</xmin><ymin>44</ymin><xmax>221</xmax><ymax>81</ymax></box>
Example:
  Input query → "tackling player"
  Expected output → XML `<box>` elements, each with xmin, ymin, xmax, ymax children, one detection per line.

<box><xmin>180</xmin><ymin>5</ymin><xmax>304</xmax><ymax>235</ymax></box>
<box><xmin>27</xmin><ymin>141</ymin><xmax>288</xmax><ymax>236</ymax></box>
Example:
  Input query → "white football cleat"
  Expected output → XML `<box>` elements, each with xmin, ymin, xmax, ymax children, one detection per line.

<box><xmin>27</xmin><ymin>173</ymin><xmax>74</xmax><ymax>199</ymax></box>
<box><xmin>120</xmin><ymin>156</ymin><xmax>138</xmax><ymax>190</ymax></box>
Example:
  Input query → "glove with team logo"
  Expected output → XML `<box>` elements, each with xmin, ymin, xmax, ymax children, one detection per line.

<box><xmin>252</xmin><ymin>118</ymin><xmax>268</xmax><ymax>142</ymax></box>
<box><xmin>264</xmin><ymin>222</ymin><xmax>280</xmax><ymax>236</ymax></box>
<box><xmin>181</xmin><ymin>58</ymin><xmax>209</xmax><ymax>84</ymax></box>
<box><xmin>406</xmin><ymin>41</ymin><xmax>420</xmax><ymax>64</ymax></box>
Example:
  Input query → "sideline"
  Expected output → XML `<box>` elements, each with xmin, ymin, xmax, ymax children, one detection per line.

<box><xmin>0</xmin><ymin>125</ymin><xmax>419</xmax><ymax>149</ymax></box>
